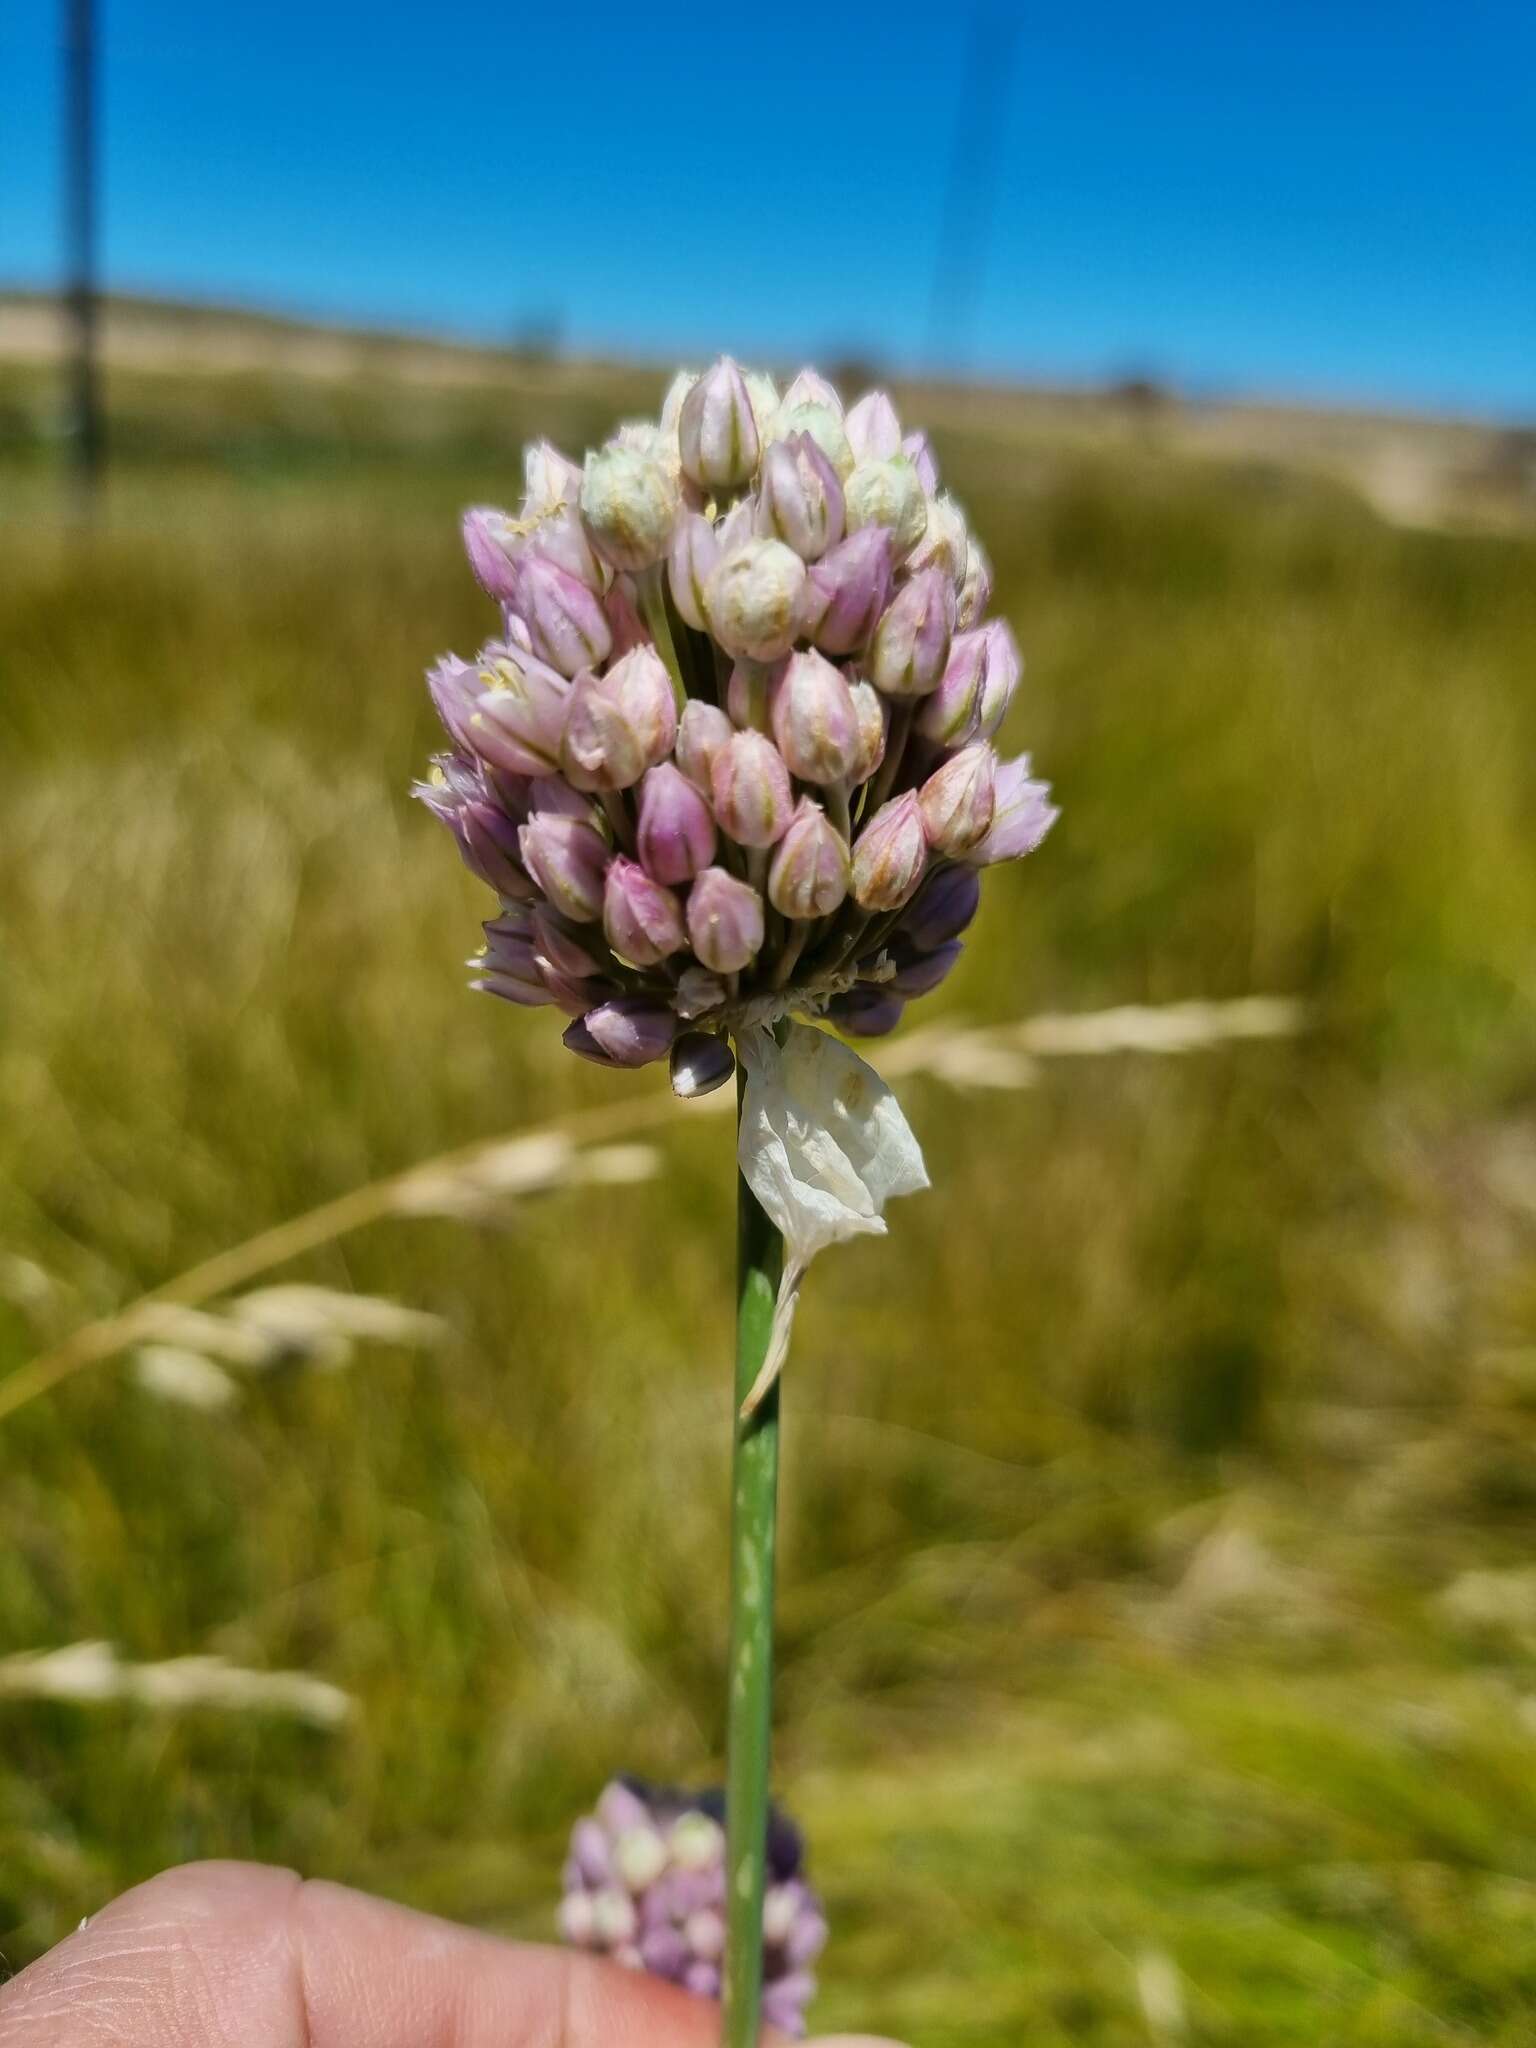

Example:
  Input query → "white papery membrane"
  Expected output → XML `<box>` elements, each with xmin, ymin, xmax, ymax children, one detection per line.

<box><xmin>735</xmin><ymin>1020</ymin><xmax>929</xmax><ymax>1414</ymax></box>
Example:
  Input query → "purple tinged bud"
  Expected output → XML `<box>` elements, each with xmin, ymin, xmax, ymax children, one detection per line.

<box><xmin>762</xmin><ymin>1972</ymin><xmax>817</xmax><ymax>2036</ymax></box>
<box><xmin>869</xmin><ymin>566</ymin><xmax>956</xmax><ymax>698</ymax></box>
<box><xmin>462</xmin><ymin>506</ymin><xmax>522</xmax><ymax>604</ymax></box>
<box><xmin>518</xmin><ymin>813</ymin><xmax>610</xmax><ymax>922</ymax></box>
<box><xmin>570</xmin><ymin>1818</ymin><xmax>613</xmax><ymax>1887</ymax></box>
<box><xmin>686</xmin><ymin>866</ymin><xmax>765</xmax><ymax>972</ymax></box>
<box><xmin>888</xmin><ymin>938</ymin><xmax>964</xmax><ymax>996</ymax></box>
<box><xmin>518</xmin><ymin>553</ymin><xmax>613</xmax><ymax>678</ymax></box>
<box><xmin>560</xmin><ymin>668</ymin><xmax>647</xmax><ymax>791</ymax></box>
<box><xmin>603</xmin><ymin>857</ymin><xmax>687</xmax><ymax>966</ymax></box>
<box><xmin>580</xmin><ymin>444</ymin><xmax>681</xmax><ymax>571</ymax></box>
<box><xmin>636</xmin><ymin>762</ymin><xmax>715</xmax><ymax>883</ymax></box>
<box><xmin>639</xmin><ymin>1925</ymin><xmax>690</xmax><ymax>1980</ymax></box>
<box><xmin>710</xmin><ymin>729</ymin><xmax>794</xmax><ymax>847</ymax></box>
<box><xmin>917</xmin><ymin>627</ymin><xmax>989</xmax><ymax>745</ymax></box>
<box><xmin>803</xmin><ymin>527</ymin><xmax>895</xmax><ymax>655</ymax></box>
<box><xmin>530</xmin><ymin>500</ymin><xmax>606</xmax><ymax>595</ymax></box>
<box><xmin>768</xmin><ymin>798</ymin><xmax>851</xmax><ymax>920</ymax></box>
<box><xmin>469</xmin><ymin>934</ymin><xmax>552</xmax><ymax>1007</ymax></box>
<box><xmin>704</xmin><ymin>539</ymin><xmax>807</xmax><ymax>662</ymax></box>
<box><xmin>683</xmin><ymin>1962</ymin><xmax>722</xmax><ymax>2000</ymax></box>
<box><xmin>847</xmin><ymin>679</ymin><xmax>888</xmax><ymax>784</ymax></box>
<box><xmin>957</xmin><ymin>535</ymin><xmax>994</xmax><ymax>628</ymax></box>
<box><xmin>415</xmin><ymin>759</ymin><xmax>534</xmax><ymax>900</ymax></box>
<box><xmin>544</xmin><ymin>964</ymin><xmax>614</xmax><ymax>1018</ymax></box>
<box><xmin>597</xmin><ymin>1782</ymin><xmax>652</xmax><ymax>1837</ymax></box>
<box><xmin>902</xmin><ymin>427</ymin><xmax>940</xmax><ymax>492</ymax></box>
<box><xmin>607</xmin><ymin>644</ymin><xmax>678</xmax><ymax>765</ymax></box>
<box><xmin>771</xmin><ymin>400</ymin><xmax>853</xmax><ymax>480</ymax></box>
<box><xmin>574</xmin><ymin>997</ymin><xmax>676</xmax><ymax>1068</ymax></box>
<box><xmin>674</xmin><ymin>699</ymin><xmax>734</xmax><ymax>794</ymax></box>
<box><xmin>678</xmin><ymin>355</ymin><xmax>760</xmax><ymax>491</ymax></box>
<box><xmin>714</xmin><ymin>494</ymin><xmax>755</xmax><ymax>555</ymax></box>
<box><xmin>975</xmin><ymin>618</ymin><xmax>1023</xmax><ymax>737</ymax></box>
<box><xmin>668</xmin><ymin>512</ymin><xmax>722</xmax><ymax>632</ymax></box>
<box><xmin>604</xmin><ymin>578</ymin><xmax>649</xmax><ymax>658</ymax></box>
<box><xmin>904</xmin><ymin>863</ymin><xmax>982</xmax><ymax>949</ymax></box>
<box><xmin>784</xmin><ymin>1912</ymin><xmax>829</xmax><ymax>1969</ymax></box>
<box><xmin>845</xmin><ymin>390</ymin><xmax>903</xmax><ymax>463</ymax></box>
<box><xmin>756</xmin><ymin>433</ymin><xmax>845</xmax><ymax>561</ymax></box>
<box><xmin>431</xmin><ymin>650</ymin><xmax>570</xmax><ymax>778</ymax></box>
<box><xmin>851</xmin><ymin>791</ymin><xmax>928</xmax><ymax>910</ymax></box>
<box><xmin>974</xmin><ymin>754</ymin><xmax>1059</xmax><ymax>865</ymax></box>
<box><xmin>828</xmin><ymin>986</ymin><xmax>906</xmax><ymax>1037</ymax></box>
<box><xmin>669</xmin><ymin>1031</ymin><xmax>736</xmax><ymax>1100</ymax></box>
<box><xmin>919</xmin><ymin>742</ymin><xmax>997</xmax><ymax>854</ymax></box>
<box><xmin>726</xmin><ymin>660</ymin><xmax>771</xmax><ymax>732</ymax></box>
<box><xmin>770</xmin><ymin>649</ymin><xmax>861</xmax><ymax>785</ymax></box>
<box><xmin>844</xmin><ymin>454</ymin><xmax>929</xmax><ymax>561</ymax></box>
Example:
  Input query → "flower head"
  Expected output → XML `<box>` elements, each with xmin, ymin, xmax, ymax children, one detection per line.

<box><xmin>417</xmin><ymin>362</ymin><xmax>1057</xmax><ymax>1087</ymax></box>
<box><xmin>560</xmin><ymin>1778</ymin><xmax>825</xmax><ymax>2038</ymax></box>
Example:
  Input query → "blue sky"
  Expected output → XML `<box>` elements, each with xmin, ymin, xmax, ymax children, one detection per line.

<box><xmin>4</xmin><ymin>0</ymin><xmax>1533</xmax><ymax>416</ymax></box>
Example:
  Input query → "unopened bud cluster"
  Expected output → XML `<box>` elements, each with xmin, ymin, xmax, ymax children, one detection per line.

<box><xmin>418</xmin><ymin>361</ymin><xmax>1057</xmax><ymax>1093</ymax></box>
<box><xmin>558</xmin><ymin>1777</ymin><xmax>825</xmax><ymax>2037</ymax></box>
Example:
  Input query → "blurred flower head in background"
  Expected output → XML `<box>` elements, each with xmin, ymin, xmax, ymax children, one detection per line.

<box><xmin>559</xmin><ymin>1776</ymin><xmax>825</xmax><ymax>2036</ymax></box>
<box><xmin>417</xmin><ymin>358</ymin><xmax>1058</xmax><ymax>1098</ymax></box>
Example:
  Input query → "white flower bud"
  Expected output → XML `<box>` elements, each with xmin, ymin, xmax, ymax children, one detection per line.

<box><xmin>844</xmin><ymin>454</ymin><xmax>929</xmax><ymax>560</ymax></box>
<box><xmin>580</xmin><ymin>444</ymin><xmax>680</xmax><ymax>571</ymax></box>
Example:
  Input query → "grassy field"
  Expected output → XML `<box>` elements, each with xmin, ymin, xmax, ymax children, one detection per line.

<box><xmin>2</xmin><ymin>338</ymin><xmax>1536</xmax><ymax>2043</ymax></box>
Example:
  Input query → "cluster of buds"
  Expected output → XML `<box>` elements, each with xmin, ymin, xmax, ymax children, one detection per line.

<box><xmin>558</xmin><ymin>1778</ymin><xmax>825</xmax><ymax>2036</ymax></box>
<box><xmin>418</xmin><ymin>360</ymin><xmax>1057</xmax><ymax>1095</ymax></box>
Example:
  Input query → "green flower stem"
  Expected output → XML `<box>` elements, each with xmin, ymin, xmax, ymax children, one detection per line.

<box><xmin>723</xmin><ymin>1067</ymin><xmax>784</xmax><ymax>2048</ymax></box>
<box><xmin>638</xmin><ymin>566</ymin><xmax>689</xmax><ymax>712</ymax></box>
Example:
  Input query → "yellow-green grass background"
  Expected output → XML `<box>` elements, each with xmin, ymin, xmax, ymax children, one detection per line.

<box><xmin>3</xmin><ymin>349</ymin><xmax>1536</xmax><ymax>2043</ymax></box>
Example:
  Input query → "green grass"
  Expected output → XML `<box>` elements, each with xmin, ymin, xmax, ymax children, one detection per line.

<box><xmin>2</xmin><ymin>356</ymin><xmax>1536</xmax><ymax>2041</ymax></box>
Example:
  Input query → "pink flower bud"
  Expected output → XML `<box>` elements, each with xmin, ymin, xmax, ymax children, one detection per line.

<box><xmin>674</xmin><ymin>699</ymin><xmax>734</xmax><ymax>793</ymax></box>
<box><xmin>603</xmin><ymin>578</ymin><xmax>649</xmax><ymax>658</ymax></box>
<box><xmin>704</xmin><ymin>539</ymin><xmax>807</xmax><ymax>662</ymax></box>
<box><xmin>710</xmin><ymin>729</ymin><xmax>794</xmax><ymax>847</ymax></box>
<box><xmin>851</xmin><ymin>790</ymin><xmax>928</xmax><ymax>910</ymax></box>
<box><xmin>802</xmin><ymin>527</ymin><xmax>895</xmax><ymax>655</ymax></box>
<box><xmin>918</xmin><ymin>742</ymin><xmax>996</xmax><ymax>855</ymax></box>
<box><xmin>606</xmin><ymin>644</ymin><xmax>678</xmax><ymax>765</ymax></box>
<box><xmin>973</xmin><ymin>754</ymin><xmax>1058</xmax><ymax>865</ymax></box>
<box><xmin>678</xmin><ymin>355</ymin><xmax>760</xmax><ymax>490</ymax></box>
<box><xmin>916</xmin><ymin>626</ymin><xmax>990</xmax><ymax>745</ymax></box>
<box><xmin>844</xmin><ymin>454</ymin><xmax>929</xmax><ymax>561</ymax></box>
<box><xmin>768</xmin><ymin>797</ymin><xmax>851</xmax><ymax>919</ymax></box>
<box><xmin>431</xmin><ymin>649</ymin><xmax>569</xmax><ymax>778</ymax></box>
<box><xmin>847</xmin><ymin>679</ymin><xmax>888</xmax><ymax>784</ymax></box>
<box><xmin>565</xmin><ymin>997</ymin><xmax>676</xmax><ymax>1068</ymax></box>
<box><xmin>580</xmin><ymin>445</ymin><xmax>680</xmax><ymax>571</ymax></box>
<box><xmin>530</xmin><ymin>500</ymin><xmax>606</xmax><ymax>595</ymax></box>
<box><xmin>518</xmin><ymin>552</ymin><xmax>614</xmax><ymax>678</ymax></box>
<box><xmin>769</xmin><ymin>649</ymin><xmax>861</xmax><ymax>785</ymax></box>
<box><xmin>845</xmin><ymin>390</ymin><xmax>902</xmax><ymax>463</ymax></box>
<box><xmin>780</xmin><ymin>368</ymin><xmax>843</xmax><ymax>415</ymax></box>
<box><xmin>975</xmin><ymin>618</ymin><xmax>1022</xmax><ymax>737</ymax></box>
<box><xmin>518</xmin><ymin>813</ymin><xmax>610</xmax><ymax>922</ymax></box>
<box><xmin>686</xmin><ymin>866</ymin><xmax>765</xmax><ymax>973</ymax></box>
<box><xmin>957</xmin><ymin>535</ymin><xmax>993</xmax><ymax>628</ymax></box>
<box><xmin>755</xmin><ymin>433</ymin><xmax>845</xmax><ymax>561</ymax></box>
<box><xmin>902</xmin><ymin>428</ymin><xmax>940</xmax><ymax>493</ymax></box>
<box><xmin>869</xmin><ymin>567</ymin><xmax>956</xmax><ymax>697</ymax></box>
<box><xmin>560</xmin><ymin>669</ymin><xmax>647</xmax><ymax>791</ymax></box>
<box><xmin>602</xmin><ymin>856</ymin><xmax>687</xmax><ymax>966</ymax></box>
<box><xmin>667</xmin><ymin>512</ymin><xmax>721</xmax><ymax>632</ymax></box>
<box><xmin>636</xmin><ymin>761</ymin><xmax>716</xmax><ymax>883</ymax></box>
<box><xmin>462</xmin><ymin>506</ymin><xmax>522</xmax><ymax>604</ymax></box>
